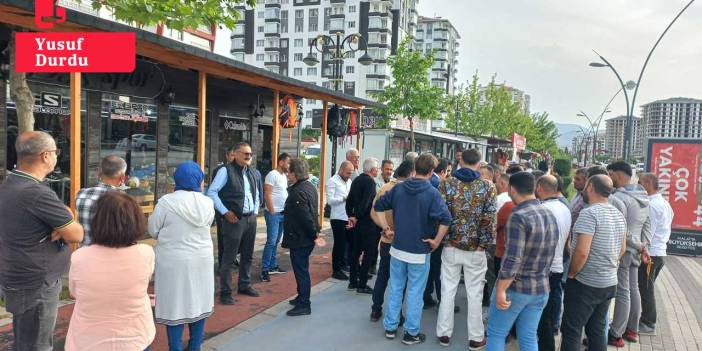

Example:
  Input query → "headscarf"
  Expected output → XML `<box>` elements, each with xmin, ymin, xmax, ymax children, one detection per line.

<box><xmin>174</xmin><ymin>161</ymin><xmax>204</xmax><ymax>192</ymax></box>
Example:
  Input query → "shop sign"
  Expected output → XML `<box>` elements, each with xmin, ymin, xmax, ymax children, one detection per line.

<box><xmin>178</xmin><ymin>112</ymin><xmax>198</xmax><ymax>127</ymax></box>
<box><xmin>512</xmin><ymin>133</ymin><xmax>526</xmax><ymax>151</ymax></box>
<box><xmin>34</xmin><ymin>92</ymin><xmax>70</xmax><ymax>116</ymax></box>
<box><xmin>15</xmin><ymin>1</ymin><xmax>135</xmax><ymax>73</ymax></box>
<box><xmin>109</xmin><ymin>100</ymin><xmax>151</xmax><ymax>123</ymax></box>
<box><xmin>647</xmin><ymin>138</ymin><xmax>702</xmax><ymax>256</ymax></box>
<box><xmin>223</xmin><ymin>120</ymin><xmax>249</xmax><ymax>131</ymax></box>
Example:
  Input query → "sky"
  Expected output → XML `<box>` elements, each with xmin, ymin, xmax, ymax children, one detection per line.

<box><xmin>417</xmin><ymin>0</ymin><xmax>702</xmax><ymax>126</ymax></box>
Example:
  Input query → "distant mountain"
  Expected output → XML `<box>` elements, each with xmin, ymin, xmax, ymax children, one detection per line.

<box><xmin>555</xmin><ymin>123</ymin><xmax>585</xmax><ymax>149</ymax></box>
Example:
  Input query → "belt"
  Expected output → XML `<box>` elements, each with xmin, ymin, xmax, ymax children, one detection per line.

<box><xmin>240</xmin><ymin>212</ymin><xmax>255</xmax><ymax>218</ymax></box>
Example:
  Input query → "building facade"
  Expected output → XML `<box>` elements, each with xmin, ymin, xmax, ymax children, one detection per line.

<box><xmin>605</xmin><ymin>115</ymin><xmax>643</xmax><ymax>160</ymax></box>
<box><xmin>415</xmin><ymin>16</ymin><xmax>460</xmax><ymax>94</ymax></box>
<box><xmin>479</xmin><ymin>84</ymin><xmax>531</xmax><ymax>114</ymax></box>
<box><xmin>641</xmin><ymin>97</ymin><xmax>702</xmax><ymax>140</ymax></box>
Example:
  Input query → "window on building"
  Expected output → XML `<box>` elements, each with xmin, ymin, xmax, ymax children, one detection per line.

<box><xmin>294</xmin><ymin>53</ymin><xmax>303</xmax><ymax>61</ymax></box>
<box><xmin>308</xmin><ymin>9</ymin><xmax>318</xmax><ymax>31</ymax></box>
<box><xmin>232</xmin><ymin>53</ymin><xmax>244</xmax><ymax>61</ymax></box>
<box><xmin>265</xmin><ymin>7</ymin><xmax>280</xmax><ymax>19</ymax></box>
<box><xmin>294</xmin><ymin>39</ymin><xmax>304</xmax><ymax>48</ymax></box>
<box><xmin>256</xmin><ymin>54</ymin><xmax>264</xmax><ymax>61</ymax></box>
<box><xmin>344</xmin><ymin>82</ymin><xmax>355</xmax><ymax>95</ymax></box>
<box><xmin>349</xmin><ymin>5</ymin><xmax>356</xmax><ymax>12</ymax></box>
<box><xmin>307</xmin><ymin>67</ymin><xmax>317</xmax><ymax>76</ymax></box>
<box><xmin>322</xmin><ymin>81</ymin><xmax>331</xmax><ymax>89</ymax></box>
<box><xmin>294</xmin><ymin>68</ymin><xmax>303</xmax><ymax>76</ymax></box>
<box><xmin>346</xmin><ymin>65</ymin><xmax>354</xmax><ymax>74</ymax></box>
<box><xmin>280</xmin><ymin>54</ymin><xmax>288</xmax><ymax>62</ymax></box>
<box><xmin>306</xmin><ymin>98</ymin><xmax>317</xmax><ymax>105</ymax></box>
<box><xmin>295</xmin><ymin>10</ymin><xmax>304</xmax><ymax>32</ymax></box>
<box><xmin>348</xmin><ymin>21</ymin><xmax>355</xmax><ymax>28</ymax></box>
<box><xmin>256</xmin><ymin>40</ymin><xmax>264</xmax><ymax>47</ymax></box>
<box><xmin>258</xmin><ymin>26</ymin><xmax>264</xmax><ymax>33</ymax></box>
<box><xmin>324</xmin><ymin>8</ymin><xmax>331</xmax><ymax>30</ymax></box>
<box><xmin>281</xmin><ymin>10</ymin><xmax>288</xmax><ymax>33</ymax></box>
<box><xmin>232</xmin><ymin>38</ymin><xmax>245</xmax><ymax>49</ymax></box>
<box><xmin>258</xmin><ymin>11</ymin><xmax>264</xmax><ymax>18</ymax></box>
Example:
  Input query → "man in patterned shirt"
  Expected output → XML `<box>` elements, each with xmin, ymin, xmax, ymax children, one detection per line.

<box><xmin>486</xmin><ymin>171</ymin><xmax>559</xmax><ymax>351</ymax></box>
<box><xmin>436</xmin><ymin>149</ymin><xmax>496</xmax><ymax>350</ymax></box>
<box><xmin>76</xmin><ymin>155</ymin><xmax>127</xmax><ymax>245</ymax></box>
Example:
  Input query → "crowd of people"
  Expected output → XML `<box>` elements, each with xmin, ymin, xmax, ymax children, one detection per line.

<box><xmin>0</xmin><ymin>130</ymin><xmax>674</xmax><ymax>351</ymax></box>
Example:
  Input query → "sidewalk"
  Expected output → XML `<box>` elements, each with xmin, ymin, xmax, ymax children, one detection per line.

<box><xmin>205</xmin><ymin>255</ymin><xmax>702</xmax><ymax>351</ymax></box>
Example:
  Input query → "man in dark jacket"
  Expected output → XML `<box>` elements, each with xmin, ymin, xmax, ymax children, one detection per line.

<box><xmin>375</xmin><ymin>154</ymin><xmax>452</xmax><ymax>345</ymax></box>
<box><xmin>346</xmin><ymin>157</ymin><xmax>381</xmax><ymax>294</ymax></box>
<box><xmin>207</xmin><ymin>142</ymin><xmax>261</xmax><ymax>305</ymax></box>
<box><xmin>282</xmin><ymin>158</ymin><xmax>322</xmax><ymax>316</ymax></box>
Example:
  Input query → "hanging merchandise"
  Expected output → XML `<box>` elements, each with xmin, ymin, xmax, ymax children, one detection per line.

<box><xmin>279</xmin><ymin>95</ymin><xmax>299</xmax><ymax>129</ymax></box>
<box><xmin>347</xmin><ymin>110</ymin><xmax>358</xmax><ymax>136</ymax></box>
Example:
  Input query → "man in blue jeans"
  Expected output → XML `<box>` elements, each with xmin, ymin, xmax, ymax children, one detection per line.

<box><xmin>261</xmin><ymin>153</ymin><xmax>291</xmax><ymax>282</ymax></box>
<box><xmin>374</xmin><ymin>154</ymin><xmax>452</xmax><ymax>345</ymax></box>
<box><xmin>486</xmin><ymin>172</ymin><xmax>559</xmax><ymax>351</ymax></box>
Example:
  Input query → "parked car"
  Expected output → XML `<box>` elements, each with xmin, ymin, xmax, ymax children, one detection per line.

<box><xmin>304</xmin><ymin>144</ymin><xmax>321</xmax><ymax>159</ymax></box>
<box><xmin>116</xmin><ymin>134</ymin><xmax>157</xmax><ymax>151</ymax></box>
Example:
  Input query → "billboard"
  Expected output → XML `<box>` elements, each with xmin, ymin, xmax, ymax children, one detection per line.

<box><xmin>646</xmin><ymin>138</ymin><xmax>702</xmax><ymax>256</ymax></box>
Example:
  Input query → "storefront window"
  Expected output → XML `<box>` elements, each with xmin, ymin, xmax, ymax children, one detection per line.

<box><xmin>100</xmin><ymin>93</ymin><xmax>157</xmax><ymax>203</ymax></box>
<box><xmin>218</xmin><ymin>113</ymin><xmax>251</xmax><ymax>163</ymax></box>
<box><xmin>5</xmin><ymin>80</ymin><xmax>86</xmax><ymax>205</ymax></box>
<box><xmin>165</xmin><ymin>106</ymin><xmax>199</xmax><ymax>193</ymax></box>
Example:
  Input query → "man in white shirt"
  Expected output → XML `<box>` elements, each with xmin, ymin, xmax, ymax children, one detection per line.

<box><xmin>536</xmin><ymin>175</ymin><xmax>572</xmax><ymax>350</ymax></box>
<box><xmin>495</xmin><ymin>173</ymin><xmax>511</xmax><ymax>212</ymax></box>
<box><xmin>637</xmin><ymin>173</ymin><xmax>673</xmax><ymax>335</ymax></box>
<box><xmin>327</xmin><ymin>161</ymin><xmax>354</xmax><ymax>280</ymax></box>
<box><xmin>261</xmin><ymin>153</ymin><xmax>291</xmax><ymax>282</ymax></box>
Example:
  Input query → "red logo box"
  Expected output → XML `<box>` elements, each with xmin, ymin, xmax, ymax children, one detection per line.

<box><xmin>14</xmin><ymin>32</ymin><xmax>136</xmax><ymax>73</ymax></box>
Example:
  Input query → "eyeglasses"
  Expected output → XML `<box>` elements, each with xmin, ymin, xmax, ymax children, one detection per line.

<box><xmin>240</xmin><ymin>152</ymin><xmax>253</xmax><ymax>157</ymax></box>
<box><xmin>42</xmin><ymin>149</ymin><xmax>61</xmax><ymax>156</ymax></box>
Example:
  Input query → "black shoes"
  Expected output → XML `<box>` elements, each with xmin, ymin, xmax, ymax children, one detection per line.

<box><xmin>289</xmin><ymin>298</ymin><xmax>300</xmax><ymax>306</ymax></box>
<box><xmin>269</xmin><ymin>266</ymin><xmax>287</xmax><ymax>275</ymax></box>
<box><xmin>356</xmin><ymin>285</ymin><xmax>373</xmax><ymax>294</ymax></box>
<box><xmin>370</xmin><ymin>309</ymin><xmax>382</xmax><ymax>322</ymax></box>
<box><xmin>385</xmin><ymin>329</ymin><xmax>397</xmax><ymax>339</ymax></box>
<box><xmin>238</xmin><ymin>287</ymin><xmax>260</xmax><ymax>297</ymax></box>
<box><xmin>286</xmin><ymin>305</ymin><xmax>311</xmax><ymax>316</ymax></box>
<box><xmin>348</xmin><ymin>282</ymin><xmax>358</xmax><ymax>290</ymax></box>
<box><xmin>423</xmin><ymin>298</ymin><xmax>437</xmax><ymax>309</ymax></box>
<box><xmin>332</xmin><ymin>271</ymin><xmax>349</xmax><ymax>280</ymax></box>
<box><xmin>220</xmin><ymin>294</ymin><xmax>235</xmax><ymax>305</ymax></box>
<box><xmin>402</xmin><ymin>332</ymin><xmax>426</xmax><ymax>345</ymax></box>
<box><xmin>369</xmin><ymin>266</ymin><xmax>377</xmax><ymax>275</ymax></box>
<box><xmin>260</xmin><ymin>271</ymin><xmax>271</xmax><ymax>282</ymax></box>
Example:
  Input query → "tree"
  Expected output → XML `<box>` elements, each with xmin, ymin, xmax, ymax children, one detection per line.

<box><xmin>372</xmin><ymin>38</ymin><xmax>444</xmax><ymax>151</ymax></box>
<box><xmin>9</xmin><ymin>0</ymin><xmax>256</xmax><ymax>133</ymax></box>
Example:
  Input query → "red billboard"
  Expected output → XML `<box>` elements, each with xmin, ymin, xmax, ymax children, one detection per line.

<box><xmin>647</xmin><ymin>139</ymin><xmax>702</xmax><ymax>255</ymax></box>
<box><xmin>512</xmin><ymin>133</ymin><xmax>526</xmax><ymax>151</ymax></box>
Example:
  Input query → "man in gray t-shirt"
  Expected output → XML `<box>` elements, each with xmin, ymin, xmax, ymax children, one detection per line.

<box><xmin>560</xmin><ymin>175</ymin><xmax>626</xmax><ymax>351</ymax></box>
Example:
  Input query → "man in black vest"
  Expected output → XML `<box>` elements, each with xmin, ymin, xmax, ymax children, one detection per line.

<box><xmin>207</xmin><ymin>142</ymin><xmax>261</xmax><ymax>305</ymax></box>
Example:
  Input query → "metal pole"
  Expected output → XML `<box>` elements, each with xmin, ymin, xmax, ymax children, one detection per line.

<box><xmin>627</xmin><ymin>0</ymin><xmax>695</xmax><ymax>161</ymax></box>
<box><xmin>595</xmin><ymin>54</ymin><xmax>631</xmax><ymax>160</ymax></box>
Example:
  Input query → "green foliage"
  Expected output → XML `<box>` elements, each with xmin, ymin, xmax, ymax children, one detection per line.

<box><xmin>372</xmin><ymin>38</ymin><xmax>445</xmax><ymax>149</ymax></box>
<box><xmin>90</xmin><ymin>0</ymin><xmax>257</xmax><ymax>30</ymax></box>
<box><xmin>553</xmin><ymin>158</ymin><xmax>572</xmax><ymax>177</ymax></box>
<box><xmin>562</xmin><ymin>176</ymin><xmax>572</xmax><ymax>191</ymax></box>
<box><xmin>302</xmin><ymin>128</ymin><xmax>321</xmax><ymax>139</ymax></box>
<box><xmin>307</xmin><ymin>156</ymin><xmax>320</xmax><ymax>177</ymax></box>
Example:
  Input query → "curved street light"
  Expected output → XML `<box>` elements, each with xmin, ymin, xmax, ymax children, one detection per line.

<box><xmin>588</xmin><ymin>0</ymin><xmax>695</xmax><ymax>161</ymax></box>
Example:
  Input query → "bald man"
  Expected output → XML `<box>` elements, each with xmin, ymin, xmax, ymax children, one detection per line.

<box><xmin>535</xmin><ymin>175</ymin><xmax>573</xmax><ymax>350</ymax></box>
<box><xmin>327</xmin><ymin>161</ymin><xmax>354</xmax><ymax>280</ymax></box>
<box><xmin>0</xmin><ymin>131</ymin><xmax>84</xmax><ymax>350</ymax></box>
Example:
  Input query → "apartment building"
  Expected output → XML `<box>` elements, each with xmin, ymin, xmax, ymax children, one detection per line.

<box><xmin>415</xmin><ymin>16</ymin><xmax>460</xmax><ymax>94</ymax></box>
<box><xmin>604</xmin><ymin>115</ymin><xmax>643</xmax><ymax>160</ymax></box>
<box><xmin>641</xmin><ymin>97</ymin><xmax>702</xmax><ymax>139</ymax></box>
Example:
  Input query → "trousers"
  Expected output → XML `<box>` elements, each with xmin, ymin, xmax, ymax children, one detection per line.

<box><xmin>219</xmin><ymin>215</ymin><xmax>257</xmax><ymax>295</ymax></box>
<box><xmin>560</xmin><ymin>278</ymin><xmax>615</xmax><ymax>351</ymax></box>
<box><xmin>2</xmin><ymin>279</ymin><xmax>61</xmax><ymax>351</ymax></box>
<box><xmin>349</xmin><ymin>219</ymin><xmax>380</xmax><ymax>287</ymax></box>
<box><xmin>639</xmin><ymin>256</ymin><xmax>665</xmax><ymax>328</ymax></box>
<box><xmin>610</xmin><ymin>252</ymin><xmax>641</xmax><ymax>337</ymax></box>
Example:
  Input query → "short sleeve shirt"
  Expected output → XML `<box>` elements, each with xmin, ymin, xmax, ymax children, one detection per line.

<box><xmin>264</xmin><ymin>170</ymin><xmax>288</xmax><ymax>213</ymax></box>
<box><xmin>0</xmin><ymin>171</ymin><xmax>74</xmax><ymax>289</ymax></box>
<box><xmin>571</xmin><ymin>203</ymin><xmax>626</xmax><ymax>288</ymax></box>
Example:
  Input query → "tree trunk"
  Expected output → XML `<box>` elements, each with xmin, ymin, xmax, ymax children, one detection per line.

<box><xmin>8</xmin><ymin>30</ymin><xmax>35</xmax><ymax>133</ymax></box>
<box><xmin>409</xmin><ymin>116</ymin><xmax>415</xmax><ymax>153</ymax></box>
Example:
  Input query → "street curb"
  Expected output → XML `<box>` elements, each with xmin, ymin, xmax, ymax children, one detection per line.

<box><xmin>202</xmin><ymin>277</ymin><xmax>340</xmax><ymax>351</ymax></box>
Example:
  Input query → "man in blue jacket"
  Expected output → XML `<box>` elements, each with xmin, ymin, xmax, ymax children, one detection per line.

<box><xmin>374</xmin><ymin>154</ymin><xmax>452</xmax><ymax>345</ymax></box>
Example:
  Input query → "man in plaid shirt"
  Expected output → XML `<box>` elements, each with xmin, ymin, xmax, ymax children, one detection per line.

<box><xmin>486</xmin><ymin>172</ymin><xmax>559</xmax><ymax>351</ymax></box>
<box><xmin>76</xmin><ymin>155</ymin><xmax>127</xmax><ymax>245</ymax></box>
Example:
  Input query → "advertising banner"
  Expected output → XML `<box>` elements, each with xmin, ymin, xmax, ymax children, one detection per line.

<box><xmin>646</xmin><ymin>138</ymin><xmax>702</xmax><ymax>256</ymax></box>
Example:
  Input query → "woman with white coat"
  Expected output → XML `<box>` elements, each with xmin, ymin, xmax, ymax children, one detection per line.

<box><xmin>148</xmin><ymin>161</ymin><xmax>215</xmax><ymax>351</ymax></box>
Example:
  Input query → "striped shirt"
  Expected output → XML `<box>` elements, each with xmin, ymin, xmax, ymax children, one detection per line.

<box><xmin>498</xmin><ymin>199</ymin><xmax>559</xmax><ymax>295</ymax></box>
<box><xmin>571</xmin><ymin>203</ymin><xmax>626</xmax><ymax>288</ymax></box>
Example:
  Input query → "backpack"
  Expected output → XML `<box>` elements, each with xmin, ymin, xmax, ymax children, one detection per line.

<box><xmin>279</xmin><ymin>95</ymin><xmax>299</xmax><ymax>129</ymax></box>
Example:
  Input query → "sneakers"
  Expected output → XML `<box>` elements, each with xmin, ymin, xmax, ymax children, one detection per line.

<box><xmin>639</xmin><ymin>323</ymin><xmax>656</xmax><ymax>335</ymax></box>
<box><xmin>286</xmin><ymin>305</ymin><xmax>311</xmax><ymax>316</ymax></box>
<box><xmin>438</xmin><ymin>336</ymin><xmax>450</xmax><ymax>347</ymax></box>
<box><xmin>219</xmin><ymin>294</ymin><xmax>235</xmax><ymax>305</ymax></box>
<box><xmin>237</xmin><ymin>287</ymin><xmax>260</xmax><ymax>297</ymax></box>
<box><xmin>469</xmin><ymin>338</ymin><xmax>487</xmax><ymax>350</ymax></box>
<box><xmin>370</xmin><ymin>309</ymin><xmax>382</xmax><ymax>322</ymax></box>
<box><xmin>385</xmin><ymin>329</ymin><xmax>397</xmax><ymax>339</ymax></box>
<box><xmin>608</xmin><ymin>333</ymin><xmax>625</xmax><ymax>348</ymax></box>
<box><xmin>260</xmin><ymin>271</ymin><xmax>271</xmax><ymax>282</ymax></box>
<box><xmin>348</xmin><ymin>282</ymin><xmax>358</xmax><ymax>290</ymax></box>
<box><xmin>269</xmin><ymin>266</ymin><xmax>287</xmax><ymax>275</ymax></box>
<box><xmin>356</xmin><ymin>285</ymin><xmax>374</xmax><ymax>294</ymax></box>
<box><xmin>623</xmin><ymin>329</ymin><xmax>638</xmax><ymax>343</ymax></box>
<box><xmin>401</xmin><ymin>332</ymin><xmax>426</xmax><ymax>345</ymax></box>
<box><xmin>332</xmin><ymin>271</ymin><xmax>349</xmax><ymax>280</ymax></box>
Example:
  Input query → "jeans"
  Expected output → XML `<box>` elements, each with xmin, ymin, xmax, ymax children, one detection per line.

<box><xmin>372</xmin><ymin>242</ymin><xmax>392</xmax><ymax>312</ymax></box>
<box><xmin>537</xmin><ymin>273</ymin><xmax>563</xmax><ymax>351</ymax></box>
<box><xmin>262</xmin><ymin>211</ymin><xmax>284</xmax><ymax>272</ymax></box>
<box><xmin>610</xmin><ymin>252</ymin><xmax>641</xmax><ymax>337</ymax></box>
<box><xmin>331</xmin><ymin>219</ymin><xmax>350</xmax><ymax>272</ymax></box>
<box><xmin>486</xmin><ymin>288</ymin><xmax>548</xmax><ymax>351</ymax></box>
<box><xmin>437</xmin><ymin>247</ymin><xmax>487</xmax><ymax>341</ymax></box>
<box><xmin>423</xmin><ymin>244</ymin><xmax>443</xmax><ymax>303</ymax></box>
<box><xmin>219</xmin><ymin>215</ymin><xmax>257</xmax><ymax>295</ymax></box>
<box><xmin>2</xmin><ymin>279</ymin><xmax>62</xmax><ymax>351</ymax></box>
<box><xmin>166</xmin><ymin>318</ymin><xmax>207</xmax><ymax>351</ymax></box>
<box><xmin>560</xmin><ymin>278</ymin><xmax>616</xmax><ymax>351</ymax></box>
<box><xmin>290</xmin><ymin>245</ymin><xmax>315</xmax><ymax>307</ymax></box>
<box><xmin>383</xmin><ymin>255</ymin><xmax>430</xmax><ymax>336</ymax></box>
<box><xmin>639</xmin><ymin>256</ymin><xmax>664</xmax><ymax>328</ymax></box>
<box><xmin>349</xmin><ymin>220</ymin><xmax>380</xmax><ymax>287</ymax></box>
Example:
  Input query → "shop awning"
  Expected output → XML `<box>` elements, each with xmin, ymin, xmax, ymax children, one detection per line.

<box><xmin>392</xmin><ymin>128</ymin><xmax>491</xmax><ymax>146</ymax></box>
<box><xmin>0</xmin><ymin>0</ymin><xmax>384</xmax><ymax>110</ymax></box>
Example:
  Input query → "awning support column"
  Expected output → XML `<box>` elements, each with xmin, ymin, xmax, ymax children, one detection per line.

<box><xmin>69</xmin><ymin>72</ymin><xmax>81</xmax><ymax>214</ymax></box>
<box><xmin>272</xmin><ymin>90</ymin><xmax>280</xmax><ymax>169</ymax></box>
<box><xmin>197</xmin><ymin>72</ymin><xmax>207</xmax><ymax>171</ymax></box>
<box><xmin>319</xmin><ymin>101</ymin><xmax>328</xmax><ymax>227</ymax></box>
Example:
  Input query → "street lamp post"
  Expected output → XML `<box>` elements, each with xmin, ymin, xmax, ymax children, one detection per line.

<box><xmin>304</xmin><ymin>32</ymin><xmax>373</xmax><ymax>174</ymax></box>
<box><xmin>588</xmin><ymin>0</ymin><xmax>695</xmax><ymax>161</ymax></box>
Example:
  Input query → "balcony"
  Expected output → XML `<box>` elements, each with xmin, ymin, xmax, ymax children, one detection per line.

<box><xmin>329</xmin><ymin>18</ymin><xmax>345</xmax><ymax>31</ymax></box>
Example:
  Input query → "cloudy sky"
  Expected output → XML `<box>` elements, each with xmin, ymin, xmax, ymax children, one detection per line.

<box><xmin>417</xmin><ymin>0</ymin><xmax>702</xmax><ymax>126</ymax></box>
